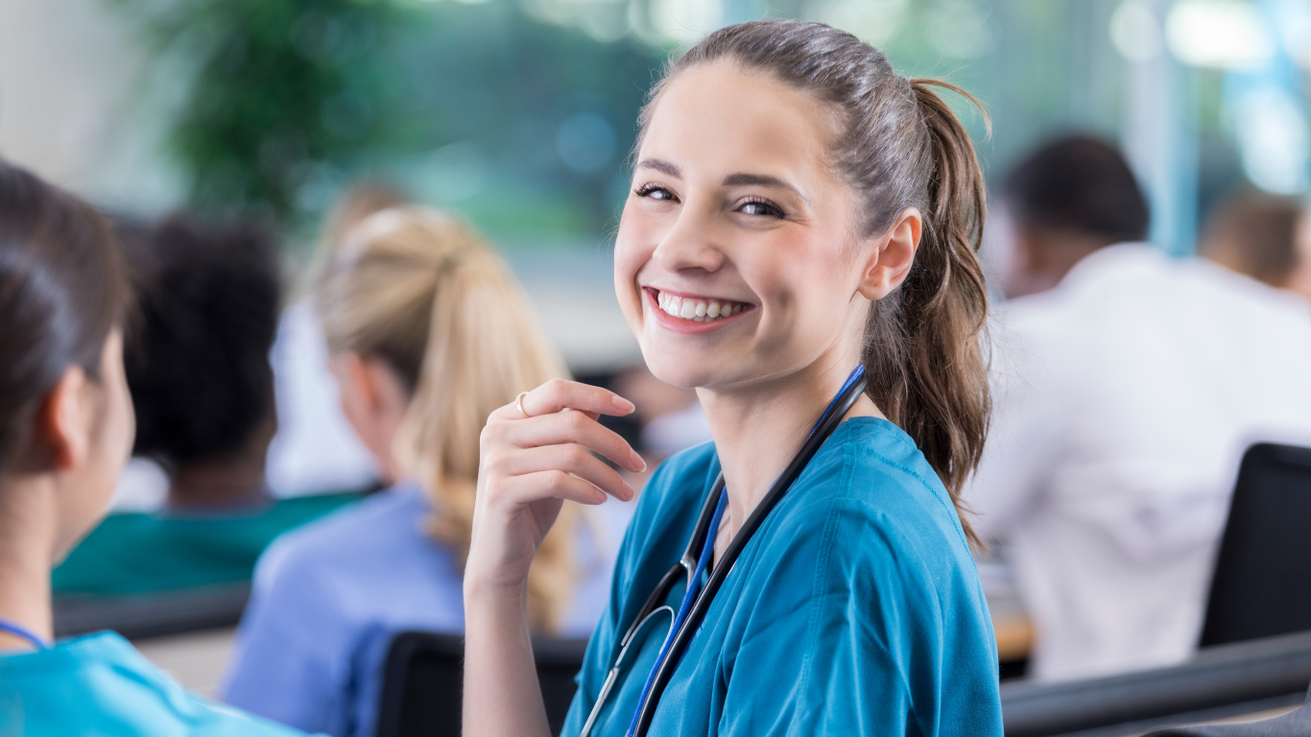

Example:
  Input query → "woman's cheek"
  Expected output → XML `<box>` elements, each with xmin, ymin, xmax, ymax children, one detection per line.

<box><xmin>615</xmin><ymin>208</ymin><xmax>658</xmax><ymax>301</ymax></box>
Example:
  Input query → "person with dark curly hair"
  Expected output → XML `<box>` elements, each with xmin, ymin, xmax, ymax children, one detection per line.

<box><xmin>52</xmin><ymin>216</ymin><xmax>363</xmax><ymax>597</ymax></box>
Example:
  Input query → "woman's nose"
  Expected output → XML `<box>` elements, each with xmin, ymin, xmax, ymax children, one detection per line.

<box><xmin>652</xmin><ymin>205</ymin><xmax>725</xmax><ymax>274</ymax></box>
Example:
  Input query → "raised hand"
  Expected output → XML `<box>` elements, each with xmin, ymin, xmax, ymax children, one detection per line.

<box><xmin>465</xmin><ymin>378</ymin><xmax>646</xmax><ymax>594</ymax></box>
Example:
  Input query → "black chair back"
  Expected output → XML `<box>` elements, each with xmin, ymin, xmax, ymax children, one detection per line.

<box><xmin>375</xmin><ymin>631</ymin><xmax>589</xmax><ymax>737</ymax></box>
<box><xmin>1201</xmin><ymin>443</ymin><xmax>1311</xmax><ymax>648</ymax></box>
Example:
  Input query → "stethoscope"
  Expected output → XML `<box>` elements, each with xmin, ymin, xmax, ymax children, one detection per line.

<box><xmin>580</xmin><ymin>365</ymin><xmax>869</xmax><ymax>737</ymax></box>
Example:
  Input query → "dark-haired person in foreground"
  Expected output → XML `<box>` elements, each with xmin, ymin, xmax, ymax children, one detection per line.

<box><xmin>51</xmin><ymin>217</ymin><xmax>363</xmax><ymax>597</ymax></box>
<box><xmin>967</xmin><ymin>136</ymin><xmax>1311</xmax><ymax>681</ymax></box>
<box><xmin>0</xmin><ymin>159</ymin><xmax>319</xmax><ymax>734</ymax></box>
<box><xmin>1199</xmin><ymin>190</ymin><xmax>1311</xmax><ymax>303</ymax></box>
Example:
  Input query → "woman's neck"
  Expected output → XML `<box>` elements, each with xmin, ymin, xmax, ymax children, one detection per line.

<box><xmin>167</xmin><ymin>454</ymin><xmax>271</xmax><ymax>512</ymax></box>
<box><xmin>0</xmin><ymin>476</ymin><xmax>58</xmax><ymax>651</ymax></box>
<box><xmin>700</xmin><ymin>354</ymin><xmax>881</xmax><ymax>555</ymax></box>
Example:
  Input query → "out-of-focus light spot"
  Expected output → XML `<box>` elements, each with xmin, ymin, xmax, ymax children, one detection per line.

<box><xmin>557</xmin><ymin>113</ymin><xmax>616</xmax><ymax>174</ymax></box>
<box><xmin>1280</xmin><ymin>0</ymin><xmax>1311</xmax><ymax>71</ymax></box>
<box><xmin>523</xmin><ymin>0</ymin><xmax>633</xmax><ymax>43</ymax></box>
<box><xmin>452</xmin><ymin>0</ymin><xmax>491</xmax><ymax>5</ymax></box>
<box><xmin>1111</xmin><ymin>0</ymin><xmax>1163</xmax><ymax>62</ymax></box>
<box><xmin>295</xmin><ymin>162</ymin><xmax>346</xmax><ymax>213</ymax></box>
<box><xmin>1166</xmin><ymin>0</ymin><xmax>1273</xmax><ymax>69</ymax></box>
<box><xmin>810</xmin><ymin>0</ymin><xmax>908</xmax><ymax>47</ymax></box>
<box><xmin>581</xmin><ymin>6</ymin><xmax>629</xmax><ymax>43</ymax></box>
<box><xmin>650</xmin><ymin>0</ymin><xmax>723</xmax><ymax>45</ymax></box>
<box><xmin>1232</xmin><ymin>86</ymin><xmax>1309</xmax><ymax>194</ymax></box>
<box><xmin>424</xmin><ymin>140</ymin><xmax>488</xmax><ymax>202</ymax></box>
<box><xmin>926</xmin><ymin>0</ymin><xmax>996</xmax><ymax>59</ymax></box>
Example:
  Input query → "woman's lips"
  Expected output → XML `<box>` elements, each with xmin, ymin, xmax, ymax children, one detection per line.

<box><xmin>644</xmin><ymin>287</ymin><xmax>755</xmax><ymax>334</ymax></box>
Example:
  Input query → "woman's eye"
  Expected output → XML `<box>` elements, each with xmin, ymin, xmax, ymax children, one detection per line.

<box><xmin>635</xmin><ymin>185</ymin><xmax>677</xmax><ymax>202</ymax></box>
<box><xmin>739</xmin><ymin>199</ymin><xmax>785</xmax><ymax>218</ymax></box>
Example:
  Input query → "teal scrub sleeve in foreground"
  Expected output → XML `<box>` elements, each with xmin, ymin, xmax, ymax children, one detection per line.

<box><xmin>561</xmin><ymin>418</ymin><xmax>1004</xmax><ymax>736</ymax></box>
<box><xmin>0</xmin><ymin>631</ymin><xmax>319</xmax><ymax>737</ymax></box>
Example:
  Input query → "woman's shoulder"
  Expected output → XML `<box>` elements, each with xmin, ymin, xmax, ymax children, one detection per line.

<box><xmin>770</xmin><ymin>417</ymin><xmax>976</xmax><ymax>577</ymax></box>
<box><xmin>1</xmin><ymin>632</ymin><xmax>309</xmax><ymax>736</ymax></box>
<box><xmin>254</xmin><ymin>483</ymin><xmax>443</xmax><ymax>591</ymax></box>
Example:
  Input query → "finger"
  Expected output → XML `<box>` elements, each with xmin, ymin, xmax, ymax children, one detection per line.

<box><xmin>499</xmin><ymin>444</ymin><xmax>633</xmax><ymax>501</ymax></box>
<box><xmin>490</xmin><ymin>379</ymin><xmax>635</xmax><ymax>422</ymax></box>
<box><xmin>500</xmin><ymin>469</ymin><xmax>611</xmax><ymax>507</ymax></box>
<box><xmin>499</xmin><ymin>410</ymin><xmax>645</xmax><ymax>473</ymax></box>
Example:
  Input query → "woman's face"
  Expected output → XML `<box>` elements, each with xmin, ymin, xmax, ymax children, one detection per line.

<box><xmin>54</xmin><ymin>330</ymin><xmax>135</xmax><ymax>560</ymax></box>
<box><xmin>614</xmin><ymin>61</ymin><xmax>880</xmax><ymax>392</ymax></box>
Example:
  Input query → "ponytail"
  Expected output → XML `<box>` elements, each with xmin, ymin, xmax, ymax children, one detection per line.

<box><xmin>658</xmin><ymin>20</ymin><xmax>992</xmax><ymax>546</ymax></box>
<box><xmin>862</xmin><ymin>80</ymin><xmax>990</xmax><ymax>546</ymax></box>
<box><xmin>317</xmin><ymin>208</ymin><xmax>579</xmax><ymax>630</ymax></box>
<box><xmin>399</xmin><ymin>241</ymin><xmax>579</xmax><ymax>632</ymax></box>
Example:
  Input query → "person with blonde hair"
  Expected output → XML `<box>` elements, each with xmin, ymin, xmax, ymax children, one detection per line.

<box><xmin>222</xmin><ymin>207</ymin><xmax>618</xmax><ymax>736</ymax></box>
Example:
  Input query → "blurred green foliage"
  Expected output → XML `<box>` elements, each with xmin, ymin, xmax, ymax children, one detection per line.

<box><xmin>111</xmin><ymin>0</ymin><xmax>666</xmax><ymax>243</ymax></box>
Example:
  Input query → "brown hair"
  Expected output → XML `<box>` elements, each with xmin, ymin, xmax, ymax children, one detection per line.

<box><xmin>0</xmin><ymin>160</ymin><xmax>129</xmax><ymax>476</ymax></box>
<box><xmin>1200</xmin><ymin>190</ymin><xmax>1308</xmax><ymax>288</ymax></box>
<box><xmin>316</xmin><ymin>207</ymin><xmax>579</xmax><ymax>632</ymax></box>
<box><xmin>644</xmin><ymin>20</ymin><xmax>991</xmax><ymax>544</ymax></box>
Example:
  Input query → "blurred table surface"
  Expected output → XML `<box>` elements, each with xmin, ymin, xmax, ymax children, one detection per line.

<box><xmin>980</xmin><ymin>556</ymin><xmax>1033</xmax><ymax>664</ymax></box>
<box><xmin>990</xmin><ymin>592</ymin><xmax>1034</xmax><ymax>664</ymax></box>
<box><xmin>134</xmin><ymin>627</ymin><xmax>236</xmax><ymax>697</ymax></box>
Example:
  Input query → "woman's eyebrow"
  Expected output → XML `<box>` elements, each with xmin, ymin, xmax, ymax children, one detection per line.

<box><xmin>723</xmin><ymin>173</ymin><xmax>809</xmax><ymax>204</ymax></box>
<box><xmin>636</xmin><ymin>158</ymin><xmax>681</xmax><ymax>177</ymax></box>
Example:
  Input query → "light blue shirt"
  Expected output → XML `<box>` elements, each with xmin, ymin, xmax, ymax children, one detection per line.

<box><xmin>563</xmin><ymin>418</ymin><xmax>1004</xmax><ymax>736</ymax></box>
<box><xmin>0</xmin><ymin>631</ymin><xmax>311</xmax><ymax>737</ymax></box>
<box><xmin>222</xmin><ymin>482</ymin><xmax>620</xmax><ymax>737</ymax></box>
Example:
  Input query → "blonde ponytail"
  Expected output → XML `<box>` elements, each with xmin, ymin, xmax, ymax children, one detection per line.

<box><xmin>317</xmin><ymin>207</ymin><xmax>578</xmax><ymax>631</ymax></box>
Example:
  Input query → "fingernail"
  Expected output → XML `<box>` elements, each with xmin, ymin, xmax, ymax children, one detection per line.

<box><xmin>631</xmin><ymin>451</ymin><xmax>647</xmax><ymax>473</ymax></box>
<box><xmin>613</xmin><ymin>395</ymin><xmax>635</xmax><ymax>413</ymax></box>
<box><xmin>622</xmin><ymin>482</ymin><xmax>636</xmax><ymax>501</ymax></box>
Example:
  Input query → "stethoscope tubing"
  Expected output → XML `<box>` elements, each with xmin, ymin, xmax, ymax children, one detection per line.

<box><xmin>628</xmin><ymin>368</ymin><xmax>868</xmax><ymax>737</ymax></box>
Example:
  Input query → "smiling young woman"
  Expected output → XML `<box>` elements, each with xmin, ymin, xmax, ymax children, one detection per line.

<box><xmin>463</xmin><ymin>19</ymin><xmax>1002</xmax><ymax>737</ymax></box>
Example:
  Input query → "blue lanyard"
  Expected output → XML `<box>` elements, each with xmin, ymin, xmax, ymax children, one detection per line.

<box><xmin>0</xmin><ymin>616</ymin><xmax>49</xmax><ymax>650</ymax></box>
<box><xmin>625</xmin><ymin>489</ymin><xmax>728</xmax><ymax>737</ymax></box>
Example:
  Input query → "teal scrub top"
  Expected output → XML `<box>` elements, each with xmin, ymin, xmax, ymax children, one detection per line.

<box><xmin>52</xmin><ymin>492</ymin><xmax>364</xmax><ymax>596</ymax></box>
<box><xmin>561</xmin><ymin>418</ymin><xmax>1004</xmax><ymax>736</ymax></box>
<box><xmin>0</xmin><ymin>631</ymin><xmax>315</xmax><ymax>736</ymax></box>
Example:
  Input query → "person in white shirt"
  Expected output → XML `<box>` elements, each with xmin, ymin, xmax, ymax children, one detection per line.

<box><xmin>969</xmin><ymin>136</ymin><xmax>1311</xmax><ymax>682</ymax></box>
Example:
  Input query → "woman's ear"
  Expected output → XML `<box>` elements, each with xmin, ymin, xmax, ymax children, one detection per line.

<box><xmin>331</xmin><ymin>352</ymin><xmax>377</xmax><ymax>422</ymax></box>
<box><xmin>329</xmin><ymin>352</ymin><xmax>410</xmax><ymax>482</ymax></box>
<box><xmin>35</xmin><ymin>366</ymin><xmax>94</xmax><ymax>471</ymax></box>
<box><xmin>857</xmin><ymin>207</ymin><xmax>921</xmax><ymax>301</ymax></box>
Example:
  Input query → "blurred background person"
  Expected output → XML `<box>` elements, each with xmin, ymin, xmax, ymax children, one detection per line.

<box><xmin>967</xmin><ymin>135</ymin><xmax>1311</xmax><ymax>681</ymax></box>
<box><xmin>52</xmin><ymin>216</ymin><xmax>364</xmax><ymax>598</ymax></box>
<box><xmin>608</xmin><ymin>364</ymin><xmax>713</xmax><ymax>484</ymax></box>
<box><xmin>222</xmin><ymin>207</ymin><xmax>619</xmax><ymax>737</ymax></box>
<box><xmin>0</xmin><ymin>159</ymin><xmax>306</xmax><ymax>736</ymax></box>
<box><xmin>1199</xmin><ymin>191</ymin><xmax>1311</xmax><ymax>303</ymax></box>
<box><xmin>264</xmin><ymin>182</ymin><xmax>409</xmax><ymax>499</ymax></box>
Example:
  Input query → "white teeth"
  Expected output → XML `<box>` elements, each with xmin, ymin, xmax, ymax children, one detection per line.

<box><xmin>655</xmin><ymin>292</ymin><xmax>746</xmax><ymax>322</ymax></box>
